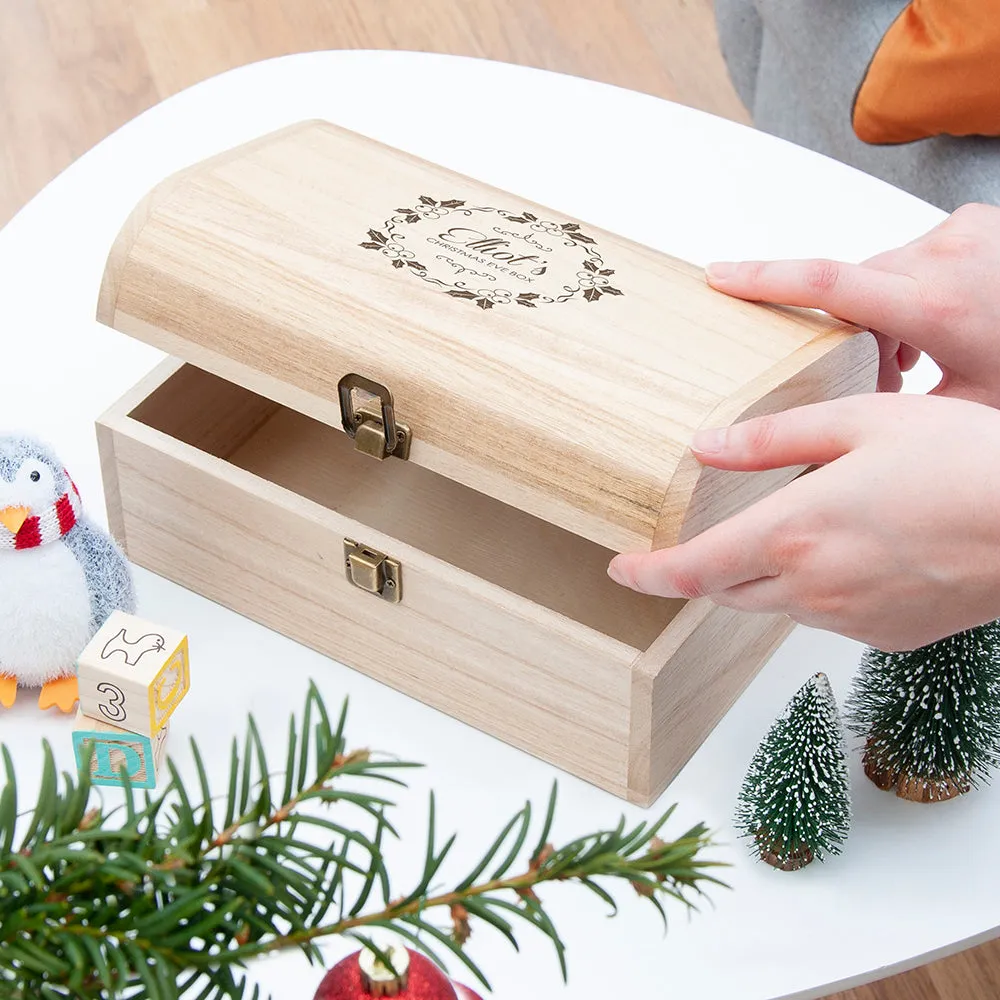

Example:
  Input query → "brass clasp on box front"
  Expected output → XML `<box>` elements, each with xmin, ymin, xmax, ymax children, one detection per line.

<box><xmin>338</xmin><ymin>373</ymin><xmax>411</xmax><ymax>461</ymax></box>
<box><xmin>344</xmin><ymin>539</ymin><xmax>402</xmax><ymax>603</ymax></box>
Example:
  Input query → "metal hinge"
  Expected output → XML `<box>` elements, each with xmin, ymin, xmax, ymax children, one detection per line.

<box><xmin>344</xmin><ymin>539</ymin><xmax>402</xmax><ymax>603</ymax></box>
<box><xmin>338</xmin><ymin>373</ymin><xmax>411</xmax><ymax>461</ymax></box>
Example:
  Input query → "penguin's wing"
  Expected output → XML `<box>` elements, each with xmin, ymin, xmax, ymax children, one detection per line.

<box><xmin>63</xmin><ymin>518</ymin><xmax>137</xmax><ymax>634</ymax></box>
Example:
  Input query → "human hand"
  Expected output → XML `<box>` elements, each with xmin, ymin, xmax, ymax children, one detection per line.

<box><xmin>705</xmin><ymin>202</ymin><xmax>1000</xmax><ymax>406</ymax></box>
<box><xmin>607</xmin><ymin>392</ymin><xmax>1000</xmax><ymax>651</ymax></box>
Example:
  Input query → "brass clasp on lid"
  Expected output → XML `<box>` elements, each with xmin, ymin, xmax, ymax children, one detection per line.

<box><xmin>338</xmin><ymin>373</ymin><xmax>411</xmax><ymax>461</ymax></box>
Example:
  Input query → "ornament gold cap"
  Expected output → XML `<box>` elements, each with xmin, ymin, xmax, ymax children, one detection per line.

<box><xmin>359</xmin><ymin>940</ymin><xmax>410</xmax><ymax>997</ymax></box>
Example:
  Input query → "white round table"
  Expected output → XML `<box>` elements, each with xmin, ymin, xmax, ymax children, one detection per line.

<box><xmin>0</xmin><ymin>51</ymin><xmax>980</xmax><ymax>1000</ymax></box>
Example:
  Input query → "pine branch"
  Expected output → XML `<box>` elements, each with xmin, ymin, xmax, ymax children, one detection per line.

<box><xmin>0</xmin><ymin>683</ymin><xmax>726</xmax><ymax>998</ymax></box>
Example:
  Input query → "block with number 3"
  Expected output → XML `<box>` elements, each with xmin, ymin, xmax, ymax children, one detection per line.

<box><xmin>77</xmin><ymin>609</ymin><xmax>190</xmax><ymax>737</ymax></box>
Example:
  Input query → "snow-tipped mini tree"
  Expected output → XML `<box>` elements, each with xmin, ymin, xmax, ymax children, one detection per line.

<box><xmin>735</xmin><ymin>673</ymin><xmax>851</xmax><ymax>871</ymax></box>
<box><xmin>845</xmin><ymin>620</ymin><xmax>1000</xmax><ymax>802</ymax></box>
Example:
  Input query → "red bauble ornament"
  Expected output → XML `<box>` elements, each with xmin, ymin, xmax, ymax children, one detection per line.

<box><xmin>313</xmin><ymin>945</ymin><xmax>483</xmax><ymax>1000</ymax></box>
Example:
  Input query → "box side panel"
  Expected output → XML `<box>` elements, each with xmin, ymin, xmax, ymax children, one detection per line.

<box><xmin>96</xmin><ymin>357</ymin><xmax>280</xmax><ymax>547</ymax></box>
<box><xmin>127</xmin><ymin>364</ymin><xmax>282</xmax><ymax>460</ymax></box>
<box><xmin>656</xmin><ymin>330</ymin><xmax>879</xmax><ymax>548</ymax></box>
<box><xmin>107</xmin><ymin>422</ymin><xmax>635</xmax><ymax>797</ymax></box>
<box><xmin>627</xmin><ymin>604</ymin><xmax>795</xmax><ymax>806</ymax></box>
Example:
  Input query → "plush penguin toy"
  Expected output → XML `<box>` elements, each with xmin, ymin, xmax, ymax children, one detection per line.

<box><xmin>0</xmin><ymin>436</ymin><xmax>135</xmax><ymax>711</ymax></box>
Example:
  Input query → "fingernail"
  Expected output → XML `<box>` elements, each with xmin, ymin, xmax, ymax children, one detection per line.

<box><xmin>607</xmin><ymin>559</ymin><xmax>625</xmax><ymax>585</ymax></box>
<box><xmin>692</xmin><ymin>427</ymin><xmax>727</xmax><ymax>454</ymax></box>
<box><xmin>706</xmin><ymin>262</ymin><xmax>736</xmax><ymax>282</ymax></box>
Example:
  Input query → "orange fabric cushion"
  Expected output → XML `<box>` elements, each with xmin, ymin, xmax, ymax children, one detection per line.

<box><xmin>853</xmin><ymin>0</ymin><xmax>1000</xmax><ymax>145</ymax></box>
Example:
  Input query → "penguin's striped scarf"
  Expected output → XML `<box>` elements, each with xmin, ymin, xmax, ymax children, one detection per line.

<box><xmin>1</xmin><ymin>480</ymin><xmax>82</xmax><ymax>551</ymax></box>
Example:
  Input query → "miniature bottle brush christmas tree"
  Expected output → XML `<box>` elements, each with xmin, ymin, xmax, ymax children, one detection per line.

<box><xmin>734</xmin><ymin>672</ymin><xmax>851</xmax><ymax>871</ymax></box>
<box><xmin>846</xmin><ymin>619</ymin><xmax>1000</xmax><ymax>802</ymax></box>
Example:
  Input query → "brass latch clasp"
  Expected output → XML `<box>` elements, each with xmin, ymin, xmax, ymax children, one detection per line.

<box><xmin>344</xmin><ymin>539</ymin><xmax>402</xmax><ymax>603</ymax></box>
<box><xmin>338</xmin><ymin>373</ymin><xmax>411</xmax><ymax>461</ymax></box>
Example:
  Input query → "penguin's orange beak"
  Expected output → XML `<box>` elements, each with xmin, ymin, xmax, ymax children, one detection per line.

<box><xmin>0</xmin><ymin>506</ymin><xmax>30</xmax><ymax>535</ymax></box>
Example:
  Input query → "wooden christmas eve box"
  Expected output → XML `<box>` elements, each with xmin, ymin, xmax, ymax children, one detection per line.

<box><xmin>93</xmin><ymin>120</ymin><xmax>877</xmax><ymax>806</ymax></box>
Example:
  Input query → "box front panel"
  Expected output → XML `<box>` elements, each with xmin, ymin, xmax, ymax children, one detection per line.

<box><xmin>101</xmin><ymin>420</ymin><xmax>636</xmax><ymax>798</ymax></box>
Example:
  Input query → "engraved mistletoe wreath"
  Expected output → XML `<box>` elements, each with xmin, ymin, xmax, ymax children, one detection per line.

<box><xmin>359</xmin><ymin>196</ymin><xmax>624</xmax><ymax>310</ymax></box>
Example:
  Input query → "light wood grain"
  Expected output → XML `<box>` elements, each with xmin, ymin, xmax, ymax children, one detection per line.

<box><xmin>833</xmin><ymin>937</ymin><xmax>1000</xmax><ymax>1000</ymax></box>
<box><xmin>97</xmin><ymin>119</ymin><xmax>874</xmax><ymax>556</ymax></box>
<box><xmin>129</xmin><ymin>362</ymin><xmax>280</xmax><ymax>460</ymax></box>
<box><xmin>96</xmin><ymin>358</ymin><xmax>800</xmax><ymax>804</ymax></box>
<box><xmin>128</xmin><ymin>362</ymin><xmax>683</xmax><ymax>648</ymax></box>
<box><xmin>662</xmin><ymin>325</ymin><xmax>879</xmax><ymax>546</ymax></box>
<box><xmin>225</xmin><ymin>401</ymin><xmax>683</xmax><ymax>650</ymax></box>
<box><xmin>0</xmin><ymin>0</ymin><xmax>747</xmax><ymax>226</ymax></box>
<box><xmin>99</xmin><ymin>360</ymin><xmax>643</xmax><ymax>797</ymax></box>
<box><xmin>628</xmin><ymin>600</ymin><xmax>795</xmax><ymax>804</ymax></box>
<box><xmin>0</xmin><ymin>0</ymin><xmax>159</xmax><ymax>225</ymax></box>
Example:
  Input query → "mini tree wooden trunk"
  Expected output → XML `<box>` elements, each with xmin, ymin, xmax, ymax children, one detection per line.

<box><xmin>94</xmin><ymin>120</ymin><xmax>878</xmax><ymax>805</ymax></box>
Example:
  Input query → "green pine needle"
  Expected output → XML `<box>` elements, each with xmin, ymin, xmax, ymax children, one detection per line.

<box><xmin>0</xmin><ymin>682</ymin><xmax>726</xmax><ymax>999</ymax></box>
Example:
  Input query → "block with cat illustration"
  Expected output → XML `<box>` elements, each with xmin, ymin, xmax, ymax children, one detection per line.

<box><xmin>77</xmin><ymin>609</ymin><xmax>190</xmax><ymax>737</ymax></box>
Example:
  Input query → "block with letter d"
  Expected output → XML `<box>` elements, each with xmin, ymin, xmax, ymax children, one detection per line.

<box><xmin>72</xmin><ymin>709</ymin><xmax>168</xmax><ymax>788</ymax></box>
<box><xmin>77</xmin><ymin>610</ymin><xmax>190</xmax><ymax>737</ymax></box>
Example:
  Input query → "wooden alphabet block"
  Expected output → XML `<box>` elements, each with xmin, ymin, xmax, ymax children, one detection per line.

<box><xmin>72</xmin><ymin>708</ymin><xmax>168</xmax><ymax>789</ymax></box>
<box><xmin>77</xmin><ymin>609</ymin><xmax>190</xmax><ymax>737</ymax></box>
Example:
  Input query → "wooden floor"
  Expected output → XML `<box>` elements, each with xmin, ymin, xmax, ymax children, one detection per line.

<box><xmin>0</xmin><ymin>2</ymin><xmax>996</xmax><ymax>997</ymax></box>
<box><xmin>0</xmin><ymin>0</ymin><xmax>748</xmax><ymax>226</ymax></box>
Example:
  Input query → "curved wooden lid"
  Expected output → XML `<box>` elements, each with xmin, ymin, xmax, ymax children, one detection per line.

<box><xmin>97</xmin><ymin>120</ymin><xmax>877</xmax><ymax>553</ymax></box>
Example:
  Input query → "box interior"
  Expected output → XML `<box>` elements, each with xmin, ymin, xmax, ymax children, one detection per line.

<box><xmin>128</xmin><ymin>364</ymin><xmax>685</xmax><ymax>651</ymax></box>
